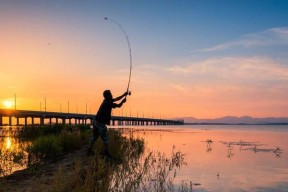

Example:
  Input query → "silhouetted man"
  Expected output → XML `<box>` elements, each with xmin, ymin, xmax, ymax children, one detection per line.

<box><xmin>87</xmin><ymin>90</ymin><xmax>129</xmax><ymax>157</ymax></box>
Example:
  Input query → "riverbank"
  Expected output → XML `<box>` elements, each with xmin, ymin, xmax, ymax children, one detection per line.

<box><xmin>0</xmin><ymin>144</ymin><xmax>89</xmax><ymax>192</ymax></box>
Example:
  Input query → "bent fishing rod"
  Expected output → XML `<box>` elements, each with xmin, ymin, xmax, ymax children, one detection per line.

<box><xmin>104</xmin><ymin>17</ymin><xmax>132</xmax><ymax>98</ymax></box>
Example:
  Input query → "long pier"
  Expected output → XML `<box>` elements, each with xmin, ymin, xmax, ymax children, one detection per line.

<box><xmin>0</xmin><ymin>109</ymin><xmax>184</xmax><ymax>126</ymax></box>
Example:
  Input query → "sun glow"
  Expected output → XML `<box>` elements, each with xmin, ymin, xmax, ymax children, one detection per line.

<box><xmin>5</xmin><ymin>137</ymin><xmax>12</xmax><ymax>150</ymax></box>
<box><xmin>3</xmin><ymin>100</ymin><xmax>14</xmax><ymax>109</ymax></box>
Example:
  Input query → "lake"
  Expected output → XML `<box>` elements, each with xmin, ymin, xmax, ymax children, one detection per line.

<box><xmin>124</xmin><ymin>124</ymin><xmax>288</xmax><ymax>192</ymax></box>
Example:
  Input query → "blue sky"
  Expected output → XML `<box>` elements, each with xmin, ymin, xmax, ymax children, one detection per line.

<box><xmin>1</xmin><ymin>0</ymin><xmax>288</xmax><ymax>118</ymax></box>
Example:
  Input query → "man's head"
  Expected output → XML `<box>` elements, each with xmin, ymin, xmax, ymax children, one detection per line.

<box><xmin>103</xmin><ymin>90</ymin><xmax>112</xmax><ymax>99</ymax></box>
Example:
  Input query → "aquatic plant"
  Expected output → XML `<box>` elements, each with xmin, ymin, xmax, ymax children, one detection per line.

<box><xmin>203</xmin><ymin>139</ymin><xmax>213</xmax><ymax>152</ymax></box>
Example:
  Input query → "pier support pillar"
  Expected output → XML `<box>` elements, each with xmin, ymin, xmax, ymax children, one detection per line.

<box><xmin>24</xmin><ymin>117</ymin><xmax>27</xmax><ymax>126</ymax></box>
<box><xmin>0</xmin><ymin>116</ymin><xmax>2</xmax><ymax>126</ymax></box>
<box><xmin>40</xmin><ymin>117</ymin><xmax>44</xmax><ymax>125</ymax></box>
<box><xmin>32</xmin><ymin>117</ymin><xmax>34</xmax><ymax>125</ymax></box>
<box><xmin>9</xmin><ymin>116</ymin><xmax>12</xmax><ymax>126</ymax></box>
<box><xmin>16</xmin><ymin>118</ymin><xmax>19</xmax><ymax>126</ymax></box>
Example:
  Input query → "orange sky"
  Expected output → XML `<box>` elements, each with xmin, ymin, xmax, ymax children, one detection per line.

<box><xmin>1</xmin><ymin>1</ymin><xmax>288</xmax><ymax>118</ymax></box>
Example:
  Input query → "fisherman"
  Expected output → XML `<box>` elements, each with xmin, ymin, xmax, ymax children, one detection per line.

<box><xmin>87</xmin><ymin>90</ymin><xmax>129</xmax><ymax>157</ymax></box>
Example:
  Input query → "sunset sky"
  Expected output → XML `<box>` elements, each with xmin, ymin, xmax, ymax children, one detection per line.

<box><xmin>1</xmin><ymin>0</ymin><xmax>288</xmax><ymax>118</ymax></box>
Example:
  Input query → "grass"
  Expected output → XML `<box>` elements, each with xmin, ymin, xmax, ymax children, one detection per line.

<box><xmin>18</xmin><ymin>124</ymin><xmax>90</xmax><ymax>140</ymax></box>
<box><xmin>45</xmin><ymin>129</ymin><xmax>189</xmax><ymax>192</ymax></box>
<box><xmin>26</xmin><ymin>125</ymin><xmax>90</xmax><ymax>164</ymax></box>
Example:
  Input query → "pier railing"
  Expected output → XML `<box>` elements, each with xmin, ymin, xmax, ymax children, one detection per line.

<box><xmin>0</xmin><ymin>109</ymin><xmax>184</xmax><ymax>126</ymax></box>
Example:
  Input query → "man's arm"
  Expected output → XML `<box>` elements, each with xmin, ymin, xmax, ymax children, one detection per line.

<box><xmin>113</xmin><ymin>91</ymin><xmax>129</xmax><ymax>102</ymax></box>
<box><xmin>112</xmin><ymin>98</ymin><xmax>127</xmax><ymax>108</ymax></box>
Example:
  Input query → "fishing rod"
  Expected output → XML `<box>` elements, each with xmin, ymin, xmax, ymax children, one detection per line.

<box><xmin>104</xmin><ymin>17</ymin><xmax>132</xmax><ymax>97</ymax></box>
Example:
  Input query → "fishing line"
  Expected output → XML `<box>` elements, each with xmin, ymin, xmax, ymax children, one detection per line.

<box><xmin>104</xmin><ymin>17</ymin><xmax>132</xmax><ymax>97</ymax></box>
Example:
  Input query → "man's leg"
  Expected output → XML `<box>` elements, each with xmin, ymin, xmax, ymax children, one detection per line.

<box><xmin>87</xmin><ymin>126</ymin><xmax>99</xmax><ymax>156</ymax></box>
<box><xmin>99</xmin><ymin>124</ymin><xmax>111</xmax><ymax>157</ymax></box>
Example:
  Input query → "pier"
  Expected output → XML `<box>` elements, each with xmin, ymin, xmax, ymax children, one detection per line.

<box><xmin>0</xmin><ymin>109</ymin><xmax>184</xmax><ymax>126</ymax></box>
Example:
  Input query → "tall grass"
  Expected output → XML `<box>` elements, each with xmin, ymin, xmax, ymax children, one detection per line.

<box><xmin>47</xmin><ymin>129</ymin><xmax>188</xmax><ymax>192</ymax></box>
<box><xmin>26</xmin><ymin>125</ymin><xmax>90</xmax><ymax>164</ymax></box>
<box><xmin>18</xmin><ymin>124</ymin><xmax>90</xmax><ymax>140</ymax></box>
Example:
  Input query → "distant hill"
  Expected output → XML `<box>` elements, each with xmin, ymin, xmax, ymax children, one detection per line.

<box><xmin>177</xmin><ymin>116</ymin><xmax>288</xmax><ymax>125</ymax></box>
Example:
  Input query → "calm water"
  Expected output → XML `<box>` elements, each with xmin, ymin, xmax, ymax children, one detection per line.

<box><xmin>127</xmin><ymin>125</ymin><xmax>288</xmax><ymax>192</ymax></box>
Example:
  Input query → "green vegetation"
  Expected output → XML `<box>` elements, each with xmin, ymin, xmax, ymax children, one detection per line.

<box><xmin>26</xmin><ymin>125</ymin><xmax>90</xmax><ymax>164</ymax></box>
<box><xmin>18</xmin><ymin>124</ymin><xmax>90</xmax><ymax>140</ymax></box>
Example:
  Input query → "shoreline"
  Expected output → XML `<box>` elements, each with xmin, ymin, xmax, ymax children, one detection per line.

<box><xmin>0</xmin><ymin>144</ymin><xmax>89</xmax><ymax>192</ymax></box>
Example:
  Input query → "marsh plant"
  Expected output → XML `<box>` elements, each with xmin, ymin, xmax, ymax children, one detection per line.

<box><xmin>49</xmin><ymin>130</ymin><xmax>188</xmax><ymax>192</ymax></box>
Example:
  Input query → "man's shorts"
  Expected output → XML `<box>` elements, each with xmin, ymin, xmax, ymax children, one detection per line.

<box><xmin>90</xmin><ymin>122</ymin><xmax>109</xmax><ymax>144</ymax></box>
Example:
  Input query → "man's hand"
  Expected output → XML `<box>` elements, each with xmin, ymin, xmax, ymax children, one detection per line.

<box><xmin>124</xmin><ymin>91</ymin><xmax>131</xmax><ymax>96</ymax></box>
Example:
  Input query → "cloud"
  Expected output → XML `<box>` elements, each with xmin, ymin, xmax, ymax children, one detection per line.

<box><xmin>167</xmin><ymin>56</ymin><xmax>288</xmax><ymax>83</ymax></box>
<box><xmin>169</xmin><ymin>84</ymin><xmax>187</xmax><ymax>92</ymax></box>
<box><xmin>197</xmin><ymin>27</ymin><xmax>288</xmax><ymax>52</ymax></box>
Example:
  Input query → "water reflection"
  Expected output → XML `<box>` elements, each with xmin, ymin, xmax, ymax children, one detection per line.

<box><xmin>226</xmin><ymin>143</ymin><xmax>234</xmax><ymax>159</ymax></box>
<box><xmin>219</xmin><ymin>140</ymin><xmax>283</xmax><ymax>158</ymax></box>
<box><xmin>0</xmin><ymin>135</ymin><xmax>29</xmax><ymax>177</ymax></box>
<box><xmin>128</xmin><ymin>125</ymin><xmax>288</xmax><ymax>192</ymax></box>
